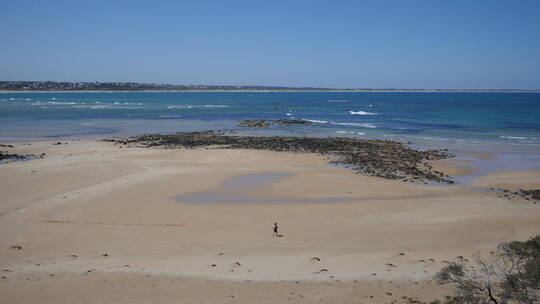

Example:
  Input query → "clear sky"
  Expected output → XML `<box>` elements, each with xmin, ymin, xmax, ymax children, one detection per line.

<box><xmin>1</xmin><ymin>0</ymin><xmax>539</xmax><ymax>89</ymax></box>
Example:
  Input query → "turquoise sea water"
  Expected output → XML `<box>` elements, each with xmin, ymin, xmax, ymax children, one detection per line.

<box><xmin>1</xmin><ymin>92</ymin><xmax>539</xmax><ymax>147</ymax></box>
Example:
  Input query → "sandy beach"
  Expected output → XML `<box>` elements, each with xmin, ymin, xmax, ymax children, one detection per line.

<box><xmin>1</xmin><ymin>140</ymin><xmax>539</xmax><ymax>303</ymax></box>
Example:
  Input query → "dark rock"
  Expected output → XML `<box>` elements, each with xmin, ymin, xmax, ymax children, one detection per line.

<box><xmin>274</xmin><ymin>119</ymin><xmax>311</xmax><ymax>125</ymax></box>
<box><xmin>1</xmin><ymin>151</ymin><xmax>41</xmax><ymax>162</ymax></box>
<box><xmin>110</xmin><ymin>132</ymin><xmax>453</xmax><ymax>183</ymax></box>
<box><xmin>522</xmin><ymin>189</ymin><xmax>540</xmax><ymax>200</ymax></box>
<box><xmin>239</xmin><ymin>120</ymin><xmax>270</xmax><ymax>128</ymax></box>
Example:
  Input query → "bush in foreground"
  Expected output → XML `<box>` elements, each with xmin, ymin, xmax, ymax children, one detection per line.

<box><xmin>435</xmin><ymin>236</ymin><xmax>540</xmax><ymax>304</ymax></box>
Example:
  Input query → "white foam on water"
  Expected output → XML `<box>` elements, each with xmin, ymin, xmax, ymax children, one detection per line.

<box><xmin>204</xmin><ymin>104</ymin><xmax>230</xmax><ymax>108</ymax></box>
<box><xmin>302</xmin><ymin>119</ymin><xmax>329</xmax><ymax>124</ymax></box>
<box><xmin>31</xmin><ymin>101</ymin><xmax>78</xmax><ymax>106</ymax></box>
<box><xmin>303</xmin><ymin>119</ymin><xmax>376</xmax><ymax>129</ymax></box>
<box><xmin>349</xmin><ymin>110</ymin><xmax>377</xmax><ymax>115</ymax></box>
<box><xmin>499</xmin><ymin>136</ymin><xmax>528</xmax><ymax>140</ymax></box>
<box><xmin>159</xmin><ymin>115</ymin><xmax>183</xmax><ymax>118</ymax></box>
<box><xmin>167</xmin><ymin>105</ymin><xmax>194</xmax><ymax>109</ymax></box>
<box><xmin>333</xmin><ymin>122</ymin><xmax>377</xmax><ymax>128</ymax></box>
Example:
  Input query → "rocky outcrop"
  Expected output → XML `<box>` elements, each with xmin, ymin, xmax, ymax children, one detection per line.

<box><xmin>108</xmin><ymin>131</ymin><xmax>453</xmax><ymax>183</ymax></box>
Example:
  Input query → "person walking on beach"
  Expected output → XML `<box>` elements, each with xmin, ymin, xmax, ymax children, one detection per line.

<box><xmin>273</xmin><ymin>222</ymin><xmax>278</xmax><ymax>236</ymax></box>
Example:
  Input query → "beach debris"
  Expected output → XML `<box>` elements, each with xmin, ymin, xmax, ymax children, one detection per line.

<box><xmin>10</xmin><ymin>245</ymin><xmax>22</xmax><ymax>250</ymax></box>
<box><xmin>83</xmin><ymin>269</ymin><xmax>95</xmax><ymax>275</ymax></box>
<box><xmin>210</xmin><ymin>264</ymin><xmax>217</xmax><ymax>267</ymax></box>
<box><xmin>217</xmin><ymin>252</ymin><xmax>224</xmax><ymax>256</ymax></box>
<box><xmin>102</xmin><ymin>253</ymin><xmax>109</xmax><ymax>257</ymax></box>
<box><xmin>386</xmin><ymin>263</ymin><xmax>397</xmax><ymax>268</ymax></box>
<box><xmin>399</xmin><ymin>252</ymin><xmax>405</xmax><ymax>256</ymax></box>
<box><xmin>69</xmin><ymin>254</ymin><xmax>77</xmax><ymax>257</ymax></box>
<box><xmin>231</xmin><ymin>262</ymin><xmax>241</xmax><ymax>268</ymax></box>
<box><xmin>310</xmin><ymin>257</ymin><xmax>321</xmax><ymax>262</ymax></box>
<box><xmin>313</xmin><ymin>268</ymin><xmax>329</xmax><ymax>275</ymax></box>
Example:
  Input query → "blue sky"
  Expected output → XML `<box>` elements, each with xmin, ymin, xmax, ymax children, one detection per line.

<box><xmin>1</xmin><ymin>0</ymin><xmax>539</xmax><ymax>89</ymax></box>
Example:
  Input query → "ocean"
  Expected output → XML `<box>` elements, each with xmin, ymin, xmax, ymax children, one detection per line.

<box><xmin>1</xmin><ymin>92</ymin><xmax>539</xmax><ymax>147</ymax></box>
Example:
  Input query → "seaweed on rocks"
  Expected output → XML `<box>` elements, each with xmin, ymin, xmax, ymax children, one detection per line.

<box><xmin>0</xmin><ymin>151</ymin><xmax>45</xmax><ymax>163</ymax></box>
<box><xmin>108</xmin><ymin>131</ymin><xmax>453</xmax><ymax>183</ymax></box>
<box><xmin>238</xmin><ymin>120</ymin><xmax>271</xmax><ymax>128</ymax></box>
<box><xmin>487</xmin><ymin>188</ymin><xmax>540</xmax><ymax>202</ymax></box>
<box><xmin>274</xmin><ymin>120</ymin><xmax>312</xmax><ymax>125</ymax></box>
<box><xmin>523</xmin><ymin>189</ymin><xmax>540</xmax><ymax>200</ymax></box>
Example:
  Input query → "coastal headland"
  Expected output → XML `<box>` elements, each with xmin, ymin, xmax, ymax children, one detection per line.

<box><xmin>1</xmin><ymin>81</ymin><xmax>539</xmax><ymax>93</ymax></box>
<box><xmin>1</xmin><ymin>135</ymin><xmax>539</xmax><ymax>303</ymax></box>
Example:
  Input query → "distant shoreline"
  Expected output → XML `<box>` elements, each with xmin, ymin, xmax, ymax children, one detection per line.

<box><xmin>1</xmin><ymin>89</ymin><xmax>540</xmax><ymax>93</ymax></box>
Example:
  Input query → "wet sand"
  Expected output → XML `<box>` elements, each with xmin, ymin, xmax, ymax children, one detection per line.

<box><xmin>1</xmin><ymin>140</ymin><xmax>539</xmax><ymax>303</ymax></box>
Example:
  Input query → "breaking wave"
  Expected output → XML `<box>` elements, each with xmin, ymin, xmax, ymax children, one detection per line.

<box><xmin>302</xmin><ymin>119</ymin><xmax>377</xmax><ymax>129</ymax></box>
<box><xmin>349</xmin><ymin>110</ymin><xmax>377</xmax><ymax>115</ymax></box>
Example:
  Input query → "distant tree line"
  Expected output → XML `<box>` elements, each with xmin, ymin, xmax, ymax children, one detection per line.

<box><xmin>0</xmin><ymin>81</ymin><xmax>332</xmax><ymax>91</ymax></box>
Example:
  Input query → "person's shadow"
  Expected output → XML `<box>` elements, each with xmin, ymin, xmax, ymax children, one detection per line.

<box><xmin>275</xmin><ymin>234</ymin><xmax>284</xmax><ymax>237</ymax></box>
